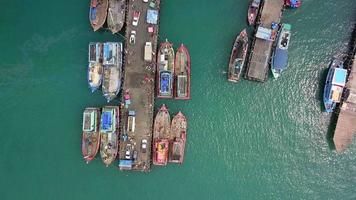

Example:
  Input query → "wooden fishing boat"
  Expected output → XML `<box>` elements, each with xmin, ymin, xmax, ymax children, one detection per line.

<box><xmin>82</xmin><ymin>108</ymin><xmax>101</xmax><ymax>164</ymax></box>
<box><xmin>174</xmin><ymin>44</ymin><xmax>191</xmax><ymax>100</ymax></box>
<box><xmin>102</xmin><ymin>42</ymin><xmax>123</xmax><ymax>102</ymax></box>
<box><xmin>107</xmin><ymin>0</ymin><xmax>126</xmax><ymax>34</ymax></box>
<box><xmin>247</xmin><ymin>0</ymin><xmax>261</xmax><ymax>26</ymax></box>
<box><xmin>169</xmin><ymin>112</ymin><xmax>187</xmax><ymax>164</ymax></box>
<box><xmin>89</xmin><ymin>0</ymin><xmax>109</xmax><ymax>31</ymax></box>
<box><xmin>228</xmin><ymin>29</ymin><xmax>248</xmax><ymax>82</ymax></box>
<box><xmin>153</xmin><ymin>104</ymin><xmax>171</xmax><ymax>166</ymax></box>
<box><xmin>157</xmin><ymin>40</ymin><xmax>175</xmax><ymax>98</ymax></box>
<box><xmin>100</xmin><ymin>106</ymin><xmax>119</xmax><ymax>166</ymax></box>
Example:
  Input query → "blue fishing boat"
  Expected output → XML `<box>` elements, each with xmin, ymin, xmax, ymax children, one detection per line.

<box><xmin>271</xmin><ymin>23</ymin><xmax>292</xmax><ymax>79</ymax></box>
<box><xmin>323</xmin><ymin>59</ymin><xmax>347</xmax><ymax>113</ymax></box>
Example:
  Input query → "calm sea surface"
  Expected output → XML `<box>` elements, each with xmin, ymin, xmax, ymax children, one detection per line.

<box><xmin>0</xmin><ymin>0</ymin><xmax>355</xmax><ymax>199</ymax></box>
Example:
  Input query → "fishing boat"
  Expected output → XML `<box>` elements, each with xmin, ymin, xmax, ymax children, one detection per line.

<box><xmin>107</xmin><ymin>0</ymin><xmax>126</xmax><ymax>34</ymax></box>
<box><xmin>102</xmin><ymin>42</ymin><xmax>123</xmax><ymax>102</ymax></box>
<box><xmin>323</xmin><ymin>59</ymin><xmax>347</xmax><ymax>113</ymax></box>
<box><xmin>100</xmin><ymin>106</ymin><xmax>119</xmax><ymax>166</ymax></box>
<box><xmin>228</xmin><ymin>29</ymin><xmax>249</xmax><ymax>82</ymax></box>
<box><xmin>157</xmin><ymin>40</ymin><xmax>175</xmax><ymax>98</ymax></box>
<box><xmin>271</xmin><ymin>23</ymin><xmax>292</xmax><ymax>79</ymax></box>
<box><xmin>88</xmin><ymin>43</ymin><xmax>103</xmax><ymax>92</ymax></box>
<box><xmin>285</xmin><ymin>0</ymin><xmax>301</xmax><ymax>8</ymax></box>
<box><xmin>247</xmin><ymin>0</ymin><xmax>261</xmax><ymax>26</ymax></box>
<box><xmin>89</xmin><ymin>0</ymin><xmax>109</xmax><ymax>31</ymax></box>
<box><xmin>153</xmin><ymin>104</ymin><xmax>171</xmax><ymax>166</ymax></box>
<box><xmin>169</xmin><ymin>112</ymin><xmax>187</xmax><ymax>164</ymax></box>
<box><xmin>174</xmin><ymin>44</ymin><xmax>191</xmax><ymax>99</ymax></box>
<box><xmin>82</xmin><ymin>108</ymin><xmax>101</xmax><ymax>164</ymax></box>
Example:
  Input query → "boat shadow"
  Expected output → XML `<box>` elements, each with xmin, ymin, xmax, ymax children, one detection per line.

<box><xmin>326</xmin><ymin>111</ymin><xmax>338</xmax><ymax>150</ymax></box>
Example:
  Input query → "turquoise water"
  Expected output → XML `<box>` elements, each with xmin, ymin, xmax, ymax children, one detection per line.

<box><xmin>0</xmin><ymin>0</ymin><xmax>355</xmax><ymax>199</ymax></box>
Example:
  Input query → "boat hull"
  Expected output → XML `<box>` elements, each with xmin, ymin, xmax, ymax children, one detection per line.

<box><xmin>102</xmin><ymin>42</ymin><xmax>123</xmax><ymax>102</ymax></box>
<box><xmin>174</xmin><ymin>44</ymin><xmax>191</xmax><ymax>100</ymax></box>
<box><xmin>247</xmin><ymin>0</ymin><xmax>261</xmax><ymax>25</ymax></box>
<box><xmin>169</xmin><ymin>112</ymin><xmax>187</xmax><ymax>164</ymax></box>
<box><xmin>89</xmin><ymin>0</ymin><xmax>109</xmax><ymax>31</ymax></box>
<box><xmin>157</xmin><ymin>41</ymin><xmax>175</xmax><ymax>98</ymax></box>
<box><xmin>271</xmin><ymin>24</ymin><xmax>292</xmax><ymax>79</ymax></box>
<box><xmin>228</xmin><ymin>29</ymin><xmax>248</xmax><ymax>82</ymax></box>
<box><xmin>107</xmin><ymin>0</ymin><xmax>126</xmax><ymax>34</ymax></box>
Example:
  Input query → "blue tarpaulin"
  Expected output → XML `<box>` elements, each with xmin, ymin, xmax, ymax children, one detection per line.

<box><xmin>146</xmin><ymin>9</ymin><xmax>158</xmax><ymax>24</ymax></box>
<box><xmin>101</xmin><ymin>112</ymin><xmax>112</xmax><ymax>131</ymax></box>
<box><xmin>90</xmin><ymin>8</ymin><xmax>97</xmax><ymax>21</ymax></box>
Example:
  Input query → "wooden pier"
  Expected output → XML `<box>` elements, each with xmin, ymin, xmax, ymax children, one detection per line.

<box><xmin>245</xmin><ymin>0</ymin><xmax>284</xmax><ymax>82</ymax></box>
<box><xmin>118</xmin><ymin>0</ymin><xmax>161</xmax><ymax>171</ymax></box>
<box><xmin>334</xmin><ymin>54</ymin><xmax>356</xmax><ymax>152</ymax></box>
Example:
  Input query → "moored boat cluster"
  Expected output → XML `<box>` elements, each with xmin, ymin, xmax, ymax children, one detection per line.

<box><xmin>156</xmin><ymin>40</ymin><xmax>191</xmax><ymax>100</ymax></box>
<box><xmin>153</xmin><ymin>105</ymin><xmax>187</xmax><ymax>166</ymax></box>
<box><xmin>227</xmin><ymin>0</ymin><xmax>300</xmax><ymax>83</ymax></box>
<box><xmin>88</xmin><ymin>42</ymin><xmax>123</xmax><ymax>102</ymax></box>
<box><xmin>83</xmin><ymin>0</ymin><xmax>191</xmax><ymax>170</ymax></box>
<box><xmin>90</xmin><ymin>0</ymin><xmax>126</xmax><ymax>33</ymax></box>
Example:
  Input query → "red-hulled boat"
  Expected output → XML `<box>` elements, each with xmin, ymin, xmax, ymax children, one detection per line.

<box><xmin>247</xmin><ymin>0</ymin><xmax>261</xmax><ymax>26</ymax></box>
<box><xmin>156</xmin><ymin>40</ymin><xmax>175</xmax><ymax>98</ymax></box>
<box><xmin>169</xmin><ymin>112</ymin><xmax>187</xmax><ymax>164</ymax></box>
<box><xmin>174</xmin><ymin>44</ymin><xmax>191</xmax><ymax>100</ymax></box>
<box><xmin>152</xmin><ymin>104</ymin><xmax>171</xmax><ymax>166</ymax></box>
<box><xmin>82</xmin><ymin>108</ymin><xmax>101</xmax><ymax>164</ymax></box>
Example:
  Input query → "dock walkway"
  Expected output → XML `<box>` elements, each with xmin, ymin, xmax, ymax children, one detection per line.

<box><xmin>245</xmin><ymin>0</ymin><xmax>284</xmax><ymax>82</ymax></box>
<box><xmin>334</xmin><ymin>54</ymin><xmax>356</xmax><ymax>152</ymax></box>
<box><xmin>118</xmin><ymin>0</ymin><xmax>161</xmax><ymax>172</ymax></box>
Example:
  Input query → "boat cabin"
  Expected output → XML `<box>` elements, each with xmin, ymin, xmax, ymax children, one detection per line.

<box><xmin>83</xmin><ymin>110</ymin><xmax>96</xmax><ymax>132</ymax></box>
<box><xmin>177</xmin><ymin>75</ymin><xmax>188</xmax><ymax>97</ymax></box>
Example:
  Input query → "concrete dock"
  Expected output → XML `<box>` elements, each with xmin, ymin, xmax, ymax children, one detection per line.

<box><xmin>334</xmin><ymin>53</ymin><xmax>356</xmax><ymax>152</ymax></box>
<box><xmin>245</xmin><ymin>0</ymin><xmax>284</xmax><ymax>82</ymax></box>
<box><xmin>118</xmin><ymin>0</ymin><xmax>161</xmax><ymax>172</ymax></box>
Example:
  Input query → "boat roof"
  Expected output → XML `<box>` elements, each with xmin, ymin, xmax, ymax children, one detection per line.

<box><xmin>83</xmin><ymin>110</ymin><xmax>95</xmax><ymax>132</ymax></box>
<box><xmin>273</xmin><ymin>48</ymin><xmax>288</xmax><ymax>69</ymax></box>
<box><xmin>332</xmin><ymin>68</ymin><xmax>347</xmax><ymax>86</ymax></box>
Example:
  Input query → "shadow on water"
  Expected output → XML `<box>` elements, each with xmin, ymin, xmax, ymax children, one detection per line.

<box><xmin>326</xmin><ymin>111</ymin><xmax>338</xmax><ymax>150</ymax></box>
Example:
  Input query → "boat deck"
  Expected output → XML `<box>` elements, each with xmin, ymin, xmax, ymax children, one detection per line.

<box><xmin>334</xmin><ymin>53</ymin><xmax>356</xmax><ymax>152</ymax></box>
<box><xmin>118</xmin><ymin>0</ymin><xmax>160</xmax><ymax>172</ymax></box>
<box><xmin>245</xmin><ymin>0</ymin><xmax>284</xmax><ymax>82</ymax></box>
